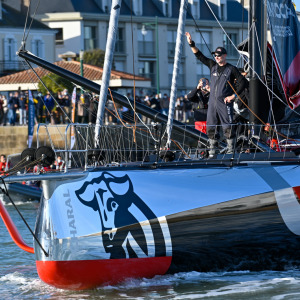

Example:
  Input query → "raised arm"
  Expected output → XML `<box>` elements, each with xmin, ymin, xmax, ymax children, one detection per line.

<box><xmin>185</xmin><ymin>32</ymin><xmax>199</xmax><ymax>54</ymax></box>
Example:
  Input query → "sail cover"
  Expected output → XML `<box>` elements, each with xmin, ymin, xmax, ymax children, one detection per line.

<box><xmin>266</xmin><ymin>0</ymin><xmax>300</xmax><ymax>108</ymax></box>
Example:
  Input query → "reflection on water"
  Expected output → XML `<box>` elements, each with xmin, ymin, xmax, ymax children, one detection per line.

<box><xmin>0</xmin><ymin>200</ymin><xmax>300</xmax><ymax>299</ymax></box>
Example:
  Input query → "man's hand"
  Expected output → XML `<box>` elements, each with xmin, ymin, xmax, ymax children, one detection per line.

<box><xmin>197</xmin><ymin>81</ymin><xmax>203</xmax><ymax>90</ymax></box>
<box><xmin>224</xmin><ymin>95</ymin><xmax>235</xmax><ymax>104</ymax></box>
<box><xmin>185</xmin><ymin>32</ymin><xmax>192</xmax><ymax>44</ymax></box>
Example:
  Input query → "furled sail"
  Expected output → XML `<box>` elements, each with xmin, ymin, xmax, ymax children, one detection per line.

<box><xmin>267</xmin><ymin>0</ymin><xmax>300</xmax><ymax>108</ymax></box>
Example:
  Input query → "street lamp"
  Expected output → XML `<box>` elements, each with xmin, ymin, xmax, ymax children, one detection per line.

<box><xmin>141</xmin><ymin>16</ymin><xmax>160</xmax><ymax>94</ymax></box>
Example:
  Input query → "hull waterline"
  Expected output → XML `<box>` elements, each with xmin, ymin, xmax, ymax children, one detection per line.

<box><xmin>33</xmin><ymin>163</ymin><xmax>300</xmax><ymax>289</ymax></box>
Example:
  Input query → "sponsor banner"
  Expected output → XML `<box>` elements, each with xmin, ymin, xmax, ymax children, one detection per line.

<box><xmin>267</xmin><ymin>0</ymin><xmax>300</xmax><ymax>108</ymax></box>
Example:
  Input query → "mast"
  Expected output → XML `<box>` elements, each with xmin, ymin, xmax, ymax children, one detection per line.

<box><xmin>249</xmin><ymin>0</ymin><xmax>269</xmax><ymax>131</ymax></box>
<box><xmin>166</xmin><ymin>0</ymin><xmax>188</xmax><ymax>148</ymax></box>
<box><xmin>95</xmin><ymin>0</ymin><xmax>122</xmax><ymax>147</ymax></box>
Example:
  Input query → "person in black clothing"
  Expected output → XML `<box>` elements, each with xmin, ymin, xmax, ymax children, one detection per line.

<box><xmin>187</xmin><ymin>77</ymin><xmax>210</xmax><ymax>132</ymax></box>
<box><xmin>186</xmin><ymin>32</ymin><xmax>247</xmax><ymax>157</ymax></box>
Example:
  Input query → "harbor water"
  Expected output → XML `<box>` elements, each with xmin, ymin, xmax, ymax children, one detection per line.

<box><xmin>1</xmin><ymin>200</ymin><xmax>300</xmax><ymax>299</ymax></box>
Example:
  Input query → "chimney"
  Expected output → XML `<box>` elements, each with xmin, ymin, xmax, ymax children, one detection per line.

<box><xmin>21</xmin><ymin>0</ymin><xmax>30</xmax><ymax>14</ymax></box>
<box><xmin>58</xmin><ymin>51</ymin><xmax>78</xmax><ymax>61</ymax></box>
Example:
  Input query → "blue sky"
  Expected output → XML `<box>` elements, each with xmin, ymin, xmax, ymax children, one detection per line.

<box><xmin>294</xmin><ymin>0</ymin><xmax>300</xmax><ymax>12</ymax></box>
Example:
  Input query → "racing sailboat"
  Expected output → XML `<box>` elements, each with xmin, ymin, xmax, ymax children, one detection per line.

<box><xmin>0</xmin><ymin>0</ymin><xmax>300</xmax><ymax>290</ymax></box>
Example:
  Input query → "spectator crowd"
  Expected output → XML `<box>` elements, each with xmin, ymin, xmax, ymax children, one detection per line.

<box><xmin>0</xmin><ymin>90</ymin><xmax>202</xmax><ymax>126</ymax></box>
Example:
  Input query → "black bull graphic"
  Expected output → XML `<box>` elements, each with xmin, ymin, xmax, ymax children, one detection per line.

<box><xmin>75</xmin><ymin>172</ymin><xmax>168</xmax><ymax>259</ymax></box>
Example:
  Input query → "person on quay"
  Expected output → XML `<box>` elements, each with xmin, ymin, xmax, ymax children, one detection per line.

<box><xmin>0</xmin><ymin>154</ymin><xmax>7</xmax><ymax>172</ymax></box>
<box><xmin>185</xmin><ymin>32</ymin><xmax>247</xmax><ymax>157</ymax></box>
<box><xmin>187</xmin><ymin>77</ymin><xmax>210</xmax><ymax>134</ymax></box>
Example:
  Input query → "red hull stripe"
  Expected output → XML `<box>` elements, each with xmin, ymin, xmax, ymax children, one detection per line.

<box><xmin>36</xmin><ymin>256</ymin><xmax>172</xmax><ymax>290</ymax></box>
<box><xmin>293</xmin><ymin>186</ymin><xmax>300</xmax><ymax>200</ymax></box>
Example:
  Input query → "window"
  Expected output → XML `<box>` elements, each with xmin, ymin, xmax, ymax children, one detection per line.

<box><xmin>195</xmin><ymin>31</ymin><xmax>211</xmax><ymax>56</ymax></box>
<box><xmin>115</xmin><ymin>28</ymin><xmax>125</xmax><ymax>53</ymax></box>
<box><xmin>55</xmin><ymin>28</ymin><xmax>63</xmax><ymax>45</ymax></box>
<box><xmin>138</xmin><ymin>28</ymin><xmax>155</xmax><ymax>55</ymax></box>
<box><xmin>139</xmin><ymin>61</ymin><xmax>155</xmax><ymax>86</ymax></box>
<box><xmin>100</xmin><ymin>0</ymin><xmax>111</xmax><ymax>13</ymax></box>
<box><xmin>168</xmin><ymin>62</ymin><xmax>184</xmax><ymax>87</ymax></box>
<box><xmin>114</xmin><ymin>61</ymin><xmax>125</xmax><ymax>72</ymax></box>
<box><xmin>3</xmin><ymin>37</ymin><xmax>18</xmax><ymax>69</ymax></box>
<box><xmin>167</xmin><ymin>30</ymin><xmax>184</xmax><ymax>57</ymax></box>
<box><xmin>223</xmin><ymin>33</ymin><xmax>238</xmax><ymax>57</ymax></box>
<box><xmin>84</xmin><ymin>25</ymin><xmax>97</xmax><ymax>50</ymax></box>
<box><xmin>32</xmin><ymin>39</ymin><xmax>44</xmax><ymax>58</ymax></box>
<box><xmin>162</xmin><ymin>0</ymin><xmax>172</xmax><ymax>17</ymax></box>
<box><xmin>218</xmin><ymin>0</ymin><xmax>227</xmax><ymax>20</ymax></box>
<box><xmin>133</xmin><ymin>0</ymin><xmax>142</xmax><ymax>16</ymax></box>
<box><xmin>191</xmin><ymin>0</ymin><xmax>200</xmax><ymax>19</ymax></box>
<box><xmin>196</xmin><ymin>62</ymin><xmax>210</xmax><ymax>79</ymax></box>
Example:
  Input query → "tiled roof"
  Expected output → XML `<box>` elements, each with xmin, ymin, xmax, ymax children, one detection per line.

<box><xmin>0</xmin><ymin>60</ymin><xmax>150</xmax><ymax>85</ymax></box>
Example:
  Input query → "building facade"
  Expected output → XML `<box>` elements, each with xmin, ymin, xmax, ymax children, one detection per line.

<box><xmin>6</xmin><ymin>0</ymin><xmax>249</xmax><ymax>96</ymax></box>
<box><xmin>0</xmin><ymin>0</ymin><xmax>56</xmax><ymax>76</ymax></box>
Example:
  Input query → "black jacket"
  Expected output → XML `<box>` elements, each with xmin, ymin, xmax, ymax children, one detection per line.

<box><xmin>187</xmin><ymin>88</ymin><xmax>209</xmax><ymax>121</ymax></box>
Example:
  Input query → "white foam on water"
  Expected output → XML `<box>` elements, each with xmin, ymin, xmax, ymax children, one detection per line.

<box><xmin>98</xmin><ymin>270</ymin><xmax>300</xmax><ymax>299</ymax></box>
<box><xmin>272</xmin><ymin>293</ymin><xmax>300</xmax><ymax>300</ymax></box>
<box><xmin>1</xmin><ymin>269</ymin><xmax>300</xmax><ymax>299</ymax></box>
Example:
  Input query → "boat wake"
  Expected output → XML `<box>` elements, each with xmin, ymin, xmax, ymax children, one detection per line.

<box><xmin>1</xmin><ymin>269</ymin><xmax>300</xmax><ymax>299</ymax></box>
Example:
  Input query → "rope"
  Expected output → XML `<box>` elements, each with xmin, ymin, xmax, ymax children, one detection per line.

<box><xmin>227</xmin><ymin>80</ymin><xmax>300</xmax><ymax>144</ymax></box>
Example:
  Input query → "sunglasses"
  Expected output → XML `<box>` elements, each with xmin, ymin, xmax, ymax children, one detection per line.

<box><xmin>214</xmin><ymin>54</ymin><xmax>223</xmax><ymax>57</ymax></box>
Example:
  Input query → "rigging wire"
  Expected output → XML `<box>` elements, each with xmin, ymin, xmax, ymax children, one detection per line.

<box><xmin>21</xmin><ymin>0</ymin><xmax>42</xmax><ymax>45</ymax></box>
<box><xmin>253</xmin><ymin>23</ymin><xmax>279</xmax><ymax>143</ymax></box>
<box><xmin>0</xmin><ymin>176</ymin><xmax>48</xmax><ymax>257</ymax></box>
<box><xmin>202</xmin><ymin>0</ymin><xmax>300</xmax><ymax>118</ymax></box>
<box><xmin>227</xmin><ymin>80</ymin><xmax>300</xmax><ymax>143</ymax></box>
<box><xmin>130</xmin><ymin>0</ymin><xmax>137</xmax><ymax>143</ymax></box>
<box><xmin>180</xmin><ymin>0</ymin><xmax>213</xmax><ymax>58</ymax></box>
<box><xmin>21</xmin><ymin>0</ymin><xmax>32</xmax><ymax>45</ymax></box>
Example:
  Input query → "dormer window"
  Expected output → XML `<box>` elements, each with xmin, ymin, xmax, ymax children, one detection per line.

<box><xmin>101</xmin><ymin>0</ymin><xmax>111</xmax><ymax>13</ymax></box>
<box><xmin>218</xmin><ymin>0</ymin><xmax>227</xmax><ymax>21</ymax></box>
<box><xmin>191</xmin><ymin>0</ymin><xmax>200</xmax><ymax>19</ymax></box>
<box><xmin>133</xmin><ymin>0</ymin><xmax>142</xmax><ymax>16</ymax></box>
<box><xmin>161</xmin><ymin>0</ymin><xmax>172</xmax><ymax>17</ymax></box>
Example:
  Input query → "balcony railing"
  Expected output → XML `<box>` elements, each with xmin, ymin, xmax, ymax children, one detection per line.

<box><xmin>168</xmin><ymin>42</ymin><xmax>185</xmax><ymax>57</ymax></box>
<box><xmin>225</xmin><ymin>44</ymin><xmax>239</xmax><ymax>58</ymax></box>
<box><xmin>139</xmin><ymin>72</ymin><xmax>155</xmax><ymax>86</ymax></box>
<box><xmin>0</xmin><ymin>60</ymin><xmax>28</xmax><ymax>76</ymax></box>
<box><xmin>198</xmin><ymin>44</ymin><xmax>212</xmax><ymax>57</ymax></box>
<box><xmin>115</xmin><ymin>40</ymin><xmax>125</xmax><ymax>53</ymax></box>
<box><xmin>168</xmin><ymin>74</ymin><xmax>184</xmax><ymax>87</ymax></box>
<box><xmin>138</xmin><ymin>41</ymin><xmax>155</xmax><ymax>56</ymax></box>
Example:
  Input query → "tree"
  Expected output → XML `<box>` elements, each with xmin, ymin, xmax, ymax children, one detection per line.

<box><xmin>78</xmin><ymin>49</ymin><xmax>115</xmax><ymax>69</ymax></box>
<box><xmin>80</xmin><ymin>49</ymin><xmax>106</xmax><ymax>68</ymax></box>
<box><xmin>38</xmin><ymin>73</ymin><xmax>73</xmax><ymax>95</ymax></box>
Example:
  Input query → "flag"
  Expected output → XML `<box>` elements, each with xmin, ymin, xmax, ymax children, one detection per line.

<box><xmin>70</xmin><ymin>87</ymin><xmax>77</xmax><ymax>150</ymax></box>
<box><xmin>267</xmin><ymin>0</ymin><xmax>300</xmax><ymax>108</ymax></box>
<box><xmin>28</xmin><ymin>90</ymin><xmax>35</xmax><ymax>147</ymax></box>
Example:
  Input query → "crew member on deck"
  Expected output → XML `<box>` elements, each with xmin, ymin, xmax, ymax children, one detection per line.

<box><xmin>187</xmin><ymin>77</ymin><xmax>210</xmax><ymax>134</ymax></box>
<box><xmin>186</xmin><ymin>32</ymin><xmax>247</xmax><ymax>157</ymax></box>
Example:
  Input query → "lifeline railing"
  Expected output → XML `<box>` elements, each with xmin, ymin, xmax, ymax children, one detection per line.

<box><xmin>33</xmin><ymin>122</ymin><xmax>300</xmax><ymax>170</ymax></box>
